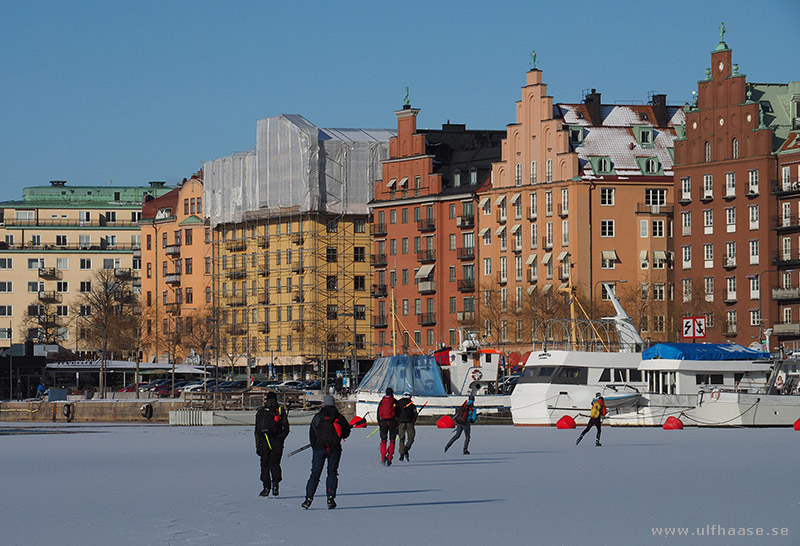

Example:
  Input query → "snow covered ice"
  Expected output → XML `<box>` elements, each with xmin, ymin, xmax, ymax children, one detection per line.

<box><xmin>2</xmin><ymin>423</ymin><xmax>797</xmax><ymax>546</ymax></box>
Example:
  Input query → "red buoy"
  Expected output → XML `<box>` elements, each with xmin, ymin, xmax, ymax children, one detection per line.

<box><xmin>793</xmin><ymin>418</ymin><xmax>800</xmax><ymax>431</ymax></box>
<box><xmin>663</xmin><ymin>416</ymin><xmax>684</xmax><ymax>430</ymax></box>
<box><xmin>556</xmin><ymin>415</ymin><xmax>576</xmax><ymax>429</ymax></box>
<box><xmin>349</xmin><ymin>416</ymin><xmax>367</xmax><ymax>428</ymax></box>
<box><xmin>437</xmin><ymin>415</ymin><xmax>455</xmax><ymax>428</ymax></box>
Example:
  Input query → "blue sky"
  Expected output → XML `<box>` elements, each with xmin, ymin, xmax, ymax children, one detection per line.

<box><xmin>1</xmin><ymin>0</ymin><xmax>797</xmax><ymax>200</ymax></box>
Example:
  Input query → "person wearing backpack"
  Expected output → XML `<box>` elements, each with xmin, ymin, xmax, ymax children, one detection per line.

<box><xmin>377</xmin><ymin>387</ymin><xmax>399</xmax><ymax>466</ymax></box>
<box><xmin>576</xmin><ymin>393</ymin><xmax>607</xmax><ymax>447</ymax></box>
<box><xmin>445</xmin><ymin>395</ymin><xmax>477</xmax><ymax>455</ymax></box>
<box><xmin>254</xmin><ymin>391</ymin><xmax>290</xmax><ymax>497</ymax></box>
<box><xmin>302</xmin><ymin>394</ymin><xmax>351</xmax><ymax>509</ymax></box>
<box><xmin>396</xmin><ymin>391</ymin><xmax>417</xmax><ymax>462</ymax></box>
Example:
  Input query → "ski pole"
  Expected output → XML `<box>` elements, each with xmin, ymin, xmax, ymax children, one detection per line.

<box><xmin>264</xmin><ymin>433</ymin><xmax>272</xmax><ymax>450</ymax></box>
<box><xmin>288</xmin><ymin>443</ymin><xmax>312</xmax><ymax>457</ymax></box>
<box><xmin>366</xmin><ymin>426</ymin><xmax>380</xmax><ymax>438</ymax></box>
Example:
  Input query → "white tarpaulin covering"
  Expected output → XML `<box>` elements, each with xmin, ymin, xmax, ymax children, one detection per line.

<box><xmin>204</xmin><ymin>114</ymin><xmax>395</xmax><ymax>228</ymax></box>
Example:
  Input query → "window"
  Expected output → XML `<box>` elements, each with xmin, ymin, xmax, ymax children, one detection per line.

<box><xmin>704</xmin><ymin>277</ymin><xmax>714</xmax><ymax>302</ymax></box>
<box><xmin>749</xmin><ymin>205</ymin><xmax>759</xmax><ymax>230</ymax></box>
<box><xmin>545</xmin><ymin>191</ymin><xmax>553</xmax><ymax>215</ymax></box>
<box><xmin>184</xmin><ymin>229</ymin><xmax>192</xmax><ymax>245</ymax></box>
<box><xmin>28</xmin><ymin>258</ymin><xmax>44</xmax><ymax>270</ymax></box>
<box><xmin>80</xmin><ymin>281</ymin><xmax>91</xmax><ymax>293</ymax></box>
<box><xmin>653</xmin><ymin>283</ymin><xmax>666</xmax><ymax>301</ymax></box>
<box><xmin>600</xmin><ymin>220</ymin><xmax>615</xmax><ymax>237</ymax></box>
<box><xmin>652</xmin><ymin>220</ymin><xmax>664</xmax><ymax>238</ymax></box>
<box><xmin>55</xmin><ymin>235</ymin><xmax>67</xmax><ymax>246</ymax></box>
<box><xmin>0</xmin><ymin>258</ymin><xmax>11</xmax><ymax>270</ymax></box>
<box><xmin>56</xmin><ymin>281</ymin><xmax>68</xmax><ymax>293</ymax></box>
<box><xmin>705</xmin><ymin>141</ymin><xmax>711</xmax><ymax>162</ymax></box>
<box><xmin>640</xmin><ymin>220</ymin><xmax>648</xmax><ymax>238</ymax></box>
<box><xmin>748</xmin><ymin>170</ymin><xmax>759</xmax><ymax>194</ymax></box>
<box><xmin>0</xmin><ymin>306</ymin><xmax>11</xmax><ymax>316</ymax></box>
<box><xmin>644</xmin><ymin>158</ymin><xmax>658</xmax><ymax>174</ymax></box>
<box><xmin>644</xmin><ymin>188</ymin><xmax>667</xmax><ymax>206</ymax></box>
<box><xmin>600</xmin><ymin>188</ymin><xmax>614</xmax><ymax>206</ymax></box>
<box><xmin>354</xmin><ymin>247</ymin><xmax>365</xmax><ymax>262</ymax></box>
<box><xmin>484</xmin><ymin>258</ymin><xmax>491</xmax><ymax>276</ymax></box>
<box><xmin>681</xmin><ymin>177</ymin><xmax>691</xmax><ymax>200</ymax></box>
<box><xmin>703</xmin><ymin>174</ymin><xmax>713</xmax><ymax>198</ymax></box>
<box><xmin>515</xmin><ymin>163</ymin><xmax>522</xmax><ymax>186</ymax></box>
<box><xmin>546</xmin><ymin>159</ymin><xmax>553</xmax><ymax>182</ymax></box>
<box><xmin>749</xmin><ymin>240</ymin><xmax>759</xmax><ymax>265</ymax></box>
<box><xmin>725</xmin><ymin>172</ymin><xmax>736</xmax><ymax>197</ymax></box>
<box><xmin>640</xmin><ymin>129</ymin><xmax>652</xmax><ymax>145</ymax></box>
<box><xmin>732</xmin><ymin>138</ymin><xmax>739</xmax><ymax>159</ymax></box>
<box><xmin>530</xmin><ymin>161</ymin><xmax>537</xmax><ymax>184</ymax></box>
<box><xmin>0</xmin><ymin>282</ymin><xmax>12</xmax><ymax>293</ymax></box>
<box><xmin>597</xmin><ymin>158</ymin><xmax>611</xmax><ymax>173</ymax></box>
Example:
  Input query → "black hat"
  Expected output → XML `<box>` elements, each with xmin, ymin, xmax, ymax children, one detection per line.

<box><xmin>266</xmin><ymin>391</ymin><xmax>278</xmax><ymax>401</ymax></box>
<box><xmin>386</xmin><ymin>387</ymin><xmax>394</xmax><ymax>396</ymax></box>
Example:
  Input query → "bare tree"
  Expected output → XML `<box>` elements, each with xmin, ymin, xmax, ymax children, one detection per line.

<box><xmin>18</xmin><ymin>298</ymin><xmax>67</xmax><ymax>344</ymax></box>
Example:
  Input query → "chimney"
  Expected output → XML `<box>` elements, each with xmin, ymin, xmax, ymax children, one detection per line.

<box><xmin>584</xmin><ymin>89</ymin><xmax>602</xmax><ymax>125</ymax></box>
<box><xmin>651</xmin><ymin>94</ymin><xmax>668</xmax><ymax>127</ymax></box>
<box><xmin>49</xmin><ymin>180</ymin><xmax>67</xmax><ymax>187</ymax></box>
<box><xmin>148</xmin><ymin>181</ymin><xmax>166</xmax><ymax>188</ymax></box>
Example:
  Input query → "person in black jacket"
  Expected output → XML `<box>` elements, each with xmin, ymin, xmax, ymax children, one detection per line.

<box><xmin>302</xmin><ymin>394</ymin><xmax>351</xmax><ymax>509</ymax></box>
<box><xmin>255</xmin><ymin>391</ymin><xmax>290</xmax><ymax>497</ymax></box>
<box><xmin>396</xmin><ymin>391</ymin><xmax>418</xmax><ymax>461</ymax></box>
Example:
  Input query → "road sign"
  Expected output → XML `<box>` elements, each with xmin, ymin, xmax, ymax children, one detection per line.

<box><xmin>682</xmin><ymin>316</ymin><xmax>706</xmax><ymax>339</ymax></box>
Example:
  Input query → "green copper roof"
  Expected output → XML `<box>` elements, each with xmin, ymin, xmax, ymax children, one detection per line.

<box><xmin>750</xmin><ymin>82</ymin><xmax>799</xmax><ymax>146</ymax></box>
<box><xmin>0</xmin><ymin>183</ymin><xmax>174</xmax><ymax>208</ymax></box>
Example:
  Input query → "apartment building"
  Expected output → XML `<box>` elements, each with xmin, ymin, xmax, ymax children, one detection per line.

<box><xmin>0</xmin><ymin>180</ymin><xmax>172</xmax><ymax>351</ymax></box>
<box><xmin>140</xmin><ymin>174</ymin><xmax>212</xmax><ymax>363</ymax></box>
<box><xmin>480</xmin><ymin>68</ymin><xmax>683</xmax><ymax>349</ymax></box>
<box><xmin>369</xmin><ymin>104</ymin><xmax>504</xmax><ymax>355</ymax></box>
<box><xmin>674</xmin><ymin>35</ymin><xmax>800</xmax><ymax>344</ymax></box>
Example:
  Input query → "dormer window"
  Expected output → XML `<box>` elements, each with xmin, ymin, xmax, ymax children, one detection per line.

<box><xmin>640</xmin><ymin>130</ymin><xmax>652</xmax><ymax>145</ymax></box>
<box><xmin>454</xmin><ymin>171</ymin><xmax>461</xmax><ymax>187</ymax></box>
<box><xmin>639</xmin><ymin>112</ymin><xmax>649</xmax><ymax>121</ymax></box>
<box><xmin>644</xmin><ymin>158</ymin><xmax>658</xmax><ymax>174</ymax></box>
<box><xmin>597</xmin><ymin>158</ymin><xmax>611</xmax><ymax>173</ymax></box>
<box><xmin>576</xmin><ymin>111</ymin><xmax>584</xmax><ymax>119</ymax></box>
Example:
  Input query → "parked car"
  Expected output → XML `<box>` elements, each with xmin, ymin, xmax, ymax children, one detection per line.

<box><xmin>118</xmin><ymin>382</ymin><xmax>148</xmax><ymax>392</ymax></box>
<box><xmin>154</xmin><ymin>380</ymin><xmax>192</xmax><ymax>397</ymax></box>
<box><xmin>210</xmin><ymin>380</ymin><xmax>248</xmax><ymax>392</ymax></box>
<box><xmin>299</xmin><ymin>380</ymin><xmax>321</xmax><ymax>391</ymax></box>
<box><xmin>274</xmin><ymin>380</ymin><xmax>304</xmax><ymax>390</ymax></box>
<box><xmin>183</xmin><ymin>380</ymin><xmax>218</xmax><ymax>392</ymax></box>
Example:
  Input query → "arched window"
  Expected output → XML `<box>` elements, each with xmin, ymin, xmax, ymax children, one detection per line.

<box><xmin>705</xmin><ymin>141</ymin><xmax>711</xmax><ymax>162</ymax></box>
<box><xmin>732</xmin><ymin>138</ymin><xmax>739</xmax><ymax>159</ymax></box>
<box><xmin>645</xmin><ymin>158</ymin><xmax>658</xmax><ymax>173</ymax></box>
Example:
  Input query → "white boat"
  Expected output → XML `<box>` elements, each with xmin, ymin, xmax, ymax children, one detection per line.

<box><xmin>510</xmin><ymin>283</ymin><xmax>798</xmax><ymax>427</ymax></box>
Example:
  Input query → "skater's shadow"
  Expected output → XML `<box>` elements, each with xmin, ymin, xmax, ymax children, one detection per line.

<box><xmin>336</xmin><ymin>498</ymin><xmax>503</xmax><ymax>510</ymax></box>
<box><xmin>279</xmin><ymin>489</ymin><xmax>440</xmax><ymax>500</ymax></box>
<box><xmin>484</xmin><ymin>450</ymin><xmax>558</xmax><ymax>455</ymax></box>
<box><xmin>403</xmin><ymin>457</ymin><xmax>509</xmax><ymax>467</ymax></box>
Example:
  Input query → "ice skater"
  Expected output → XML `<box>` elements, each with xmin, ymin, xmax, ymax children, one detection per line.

<box><xmin>445</xmin><ymin>395</ymin><xmax>476</xmax><ymax>455</ymax></box>
<box><xmin>254</xmin><ymin>391</ymin><xmax>290</xmax><ymax>497</ymax></box>
<box><xmin>576</xmin><ymin>393</ymin><xmax>607</xmax><ymax>446</ymax></box>
<box><xmin>396</xmin><ymin>391</ymin><xmax>418</xmax><ymax>461</ymax></box>
<box><xmin>302</xmin><ymin>394</ymin><xmax>351</xmax><ymax>509</ymax></box>
<box><xmin>377</xmin><ymin>387</ymin><xmax>398</xmax><ymax>465</ymax></box>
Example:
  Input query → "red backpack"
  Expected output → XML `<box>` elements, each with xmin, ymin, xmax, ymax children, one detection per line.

<box><xmin>378</xmin><ymin>395</ymin><xmax>396</xmax><ymax>420</ymax></box>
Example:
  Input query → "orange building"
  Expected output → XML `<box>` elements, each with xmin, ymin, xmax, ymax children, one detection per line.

<box><xmin>140</xmin><ymin>173</ymin><xmax>212</xmax><ymax>363</ymax></box>
<box><xmin>480</xmin><ymin>67</ymin><xmax>684</xmax><ymax>348</ymax></box>
<box><xmin>674</xmin><ymin>34</ymin><xmax>800</xmax><ymax>345</ymax></box>
<box><xmin>369</xmin><ymin>104</ymin><xmax>504</xmax><ymax>354</ymax></box>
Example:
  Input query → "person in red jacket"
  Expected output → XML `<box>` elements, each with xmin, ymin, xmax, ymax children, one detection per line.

<box><xmin>377</xmin><ymin>387</ymin><xmax>398</xmax><ymax>465</ymax></box>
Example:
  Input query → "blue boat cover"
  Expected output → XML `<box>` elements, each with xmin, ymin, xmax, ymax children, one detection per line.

<box><xmin>357</xmin><ymin>354</ymin><xmax>447</xmax><ymax>396</ymax></box>
<box><xmin>642</xmin><ymin>342</ymin><xmax>769</xmax><ymax>361</ymax></box>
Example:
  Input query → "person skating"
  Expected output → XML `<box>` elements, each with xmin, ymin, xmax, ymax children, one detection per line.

<box><xmin>445</xmin><ymin>395</ymin><xmax>477</xmax><ymax>455</ymax></box>
<box><xmin>396</xmin><ymin>391</ymin><xmax>418</xmax><ymax>462</ymax></box>
<box><xmin>377</xmin><ymin>387</ymin><xmax>399</xmax><ymax>465</ymax></box>
<box><xmin>254</xmin><ymin>391</ymin><xmax>290</xmax><ymax>497</ymax></box>
<box><xmin>576</xmin><ymin>393</ymin><xmax>607</xmax><ymax>446</ymax></box>
<box><xmin>302</xmin><ymin>394</ymin><xmax>351</xmax><ymax>509</ymax></box>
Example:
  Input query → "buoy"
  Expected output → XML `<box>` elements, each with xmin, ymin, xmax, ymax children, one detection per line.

<box><xmin>349</xmin><ymin>416</ymin><xmax>367</xmax><ymax>428</ymax></box>
<box><xmin>663</xmin><ymin>416</ymin><xmax>684</xmax><ymax>430</ymax></box>
<box><xmin>140</xmin><ymin>403</ymin><xmax>154</xmax><ymax>420</ymax></box>
<box><xmin>62</xmin><ymin>403</ymin><xmax>74</xmax><ymax>422</ymax></box>
<box><xmin>793</xmin><ymin>418</ymin><xmax>800</xmax><ymax>431</ymax></box>
<box><xmin>556</xmin><ymin>415</ymin><xmax>576</xmax><ymax>429</ymax></box>
<box><xmin>437</xmin><ymin>415</ymin><xmax>455</xmax><ymax>428</ymax></box>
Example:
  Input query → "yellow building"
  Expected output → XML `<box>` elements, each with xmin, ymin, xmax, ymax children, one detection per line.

<box><xmin>0</xmin><ymin>180</ymin><xmax>172</xmax><ymax>352</ymax></box>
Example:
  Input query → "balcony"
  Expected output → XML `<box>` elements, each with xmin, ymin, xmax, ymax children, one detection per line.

<box><xmin>258</xmin><ymin>323</ymin><xmax>270</xmax><ymax>334</ymax></box>
<box><xmin>541</xmin><ymin>237</ymin><xmax>553</xmax><ymax>250</ymax></box>
<box><xmin>371</xmin><ymin>254</ymin><xmax>388</xmax><ymax>267</ymax></box>
<box><xmin>418</xmin><ymin>281</ymin><xmax>436</xmax><ymax>294</ymax></box>
<box><xmin>226</xmin><ymin>295</ymin><xmax>247</xmax><ymax>307</ymax></box>
<box><xmin>746</xmin><ymin>186</ymin><xmax>759</xmax><ymax>197</ymax></box>
<box><xmin>257</xmin><ymin>236</ymin><xmax>269</xmax><ymax>249</ymax></box>
<box><xmin>457</xmin><ymin>247</ymin><xmax>475</xmax><ymax>261</ymax></box>
<box><xmin>558</xmin><ymin>203</ymin><xmax>569</xmax><ymax>217</ymax></box>
<box><xmin>723</xmin><ymin>256</ymin><xmax>737</xmax><ymax>269</ymax></box>
<box><xmin>165</xmin><ymin>273</ymin><xmax>181</xmax><ymax>285</ymax></box>
<box><xmin>773</xmin><ymin>322</ymin><xmax>800</xmax><ymax>336</ymax></box>
<box><xmin>724</xmin><ymin>292</ymin><xmax>737</xmax><ymax>304</ymax></box>
<box><xmin>257</xmin><ymin>264</ymin><xmax>270</xmax><ymax>277</ymax></box>
<box><xmin>114</xmin><ymin>268</ymin><xmax>134</xmax><ymax>281</ymax></box>
<box><xmin>456</xmin><ymin>215</ymin><xmax>475</xmax><ymax>229</ymax></box>
<box><xmin>291</xmin><ymin>233</ymin><xmax>304</xmax><ymax>245</ymax></box>
<box><xmin>526</xmin><ymin>207</ymin><xmax>537</xmax><ymax>221</ymax></box>
<box><xmin>497</xmin><ymin>273</ymin><xmax>508</xmax><ymax>285</ymax></box>
<box><xmin>371</xmin><ymin>223</ymin><xmax>388</xmax><ymax>237</ymax></box>
<box><xmin>772</xmin><ymin>287</ymin><xmax>800</xmax><ymax>300</ymax></box>
<box><xmin>372</xmin><ymin>314</ymin><xmax>388</xmax><ymax>328</ymax></box>
<box><xmin>225</xmin><ymin>267</ymin><xmax>247</xmax><ymax>279</ymax></box>
<box><xmin>38</xmin><ymin>291</ymin><xmax>62</xmax><ymax>303</ymax></box>
<box><xmin>700</xmin><ymin>190</ymin><xmax>713</xmax><ymax>203</ymax></box>
<box><xmin>133</xmin><ymin>248</ymin><xmax>141</xmax><ymax>258</ymax></box>
<box><xmin>457</xmin><ymin>311</ymin><xmax>475</xmax><ymax>324</ymax></box>
<box><xmin>165</xmin><ymin>302</ymin><xmax>181</xmax><ymax>315</ymax></box>
<box><xmin>527</xmin><ymin>269</ymin><xmax>538</xmax><ymax>283</ymax></box>
<box><xmin>292</xmin><ymin>290</ymin><xmax>304</xmax><ymax>303</ymax></box>
<box><xmin>371</xmin><ymin>284</ymin><xmax>387</xmax><ymax>298</ymax></box>
<box><xmin>774</xmin><ymin>178</ymin><xmax>800</xmax><ymax>195</ymax></box>
<box><xmin>457</xmin><ymin>279</ymin><xmax>475</xmax><ymax>292</ymax></box>
<box><xmin>678</xmin><ymin>192</ymin><xmax>692</xmax><ymax>204</ymax></box>
<box><xmin>417</xmin><ymin>313</ymin><xmax>436</xmax><ymax>326</ymax></box>
<box><xmin>417</xmin><ymin>218</ymin><xmax>435</xmax><ymax>232</ymax></box>
<box><xmin>773</xmin><ymin>251</ymin><xmax>800</xmax><ymax>266</ymax></box>
<box><xmin>165</xmin><ymin>244</ymin><xmax>181</xmax><ymax>257</ymax></box>
<box><xmin>291</xmin><ymin>262</ymin><xmax>305</xmax><ymax>274</ymax></box>
<box><xmin>38</xmin><ymin>267</ymin><xmax>61</xmax><ymax>280</ymax></box>
<box><xmin>723</xmin><ymin>326</ymin><xmax>738</xmax><ymax>337</ymax></box>
<box><xmin>417</xmin><ymin>250</ymin><xmax>436</xmax><ymax>263</ymax></box>
<box><xmin>257</xmin><ymin>292</ymin><xmax>270</xmax><ymax>305</ymax></box>
<box><xmin>226</xmin><ymin>325</ymin><xmax>247</xmax><ymax>336</ymax></box>
<box><xmin>773</xmin><ymin>215</ymin><xmax>800</xmax><ymax>232</ymax></box>
<box><xmin>225</xmin><ymin>238</ymin><xmax>246</xmax><ymax>252</ymax></box>
<box><xmin>635</xmin><ymin>203</ymin><xmax>674</xmax><ymax>215</ymax></box>
<box><xmin>496</xmin><ymin>211</ymin><xmax>507</xmax><ymax>224</ymax></box>
<box><xmin>291</xmin><ymin>321</ymin><xmax>305</xmax><ymax>332</ymax></box>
